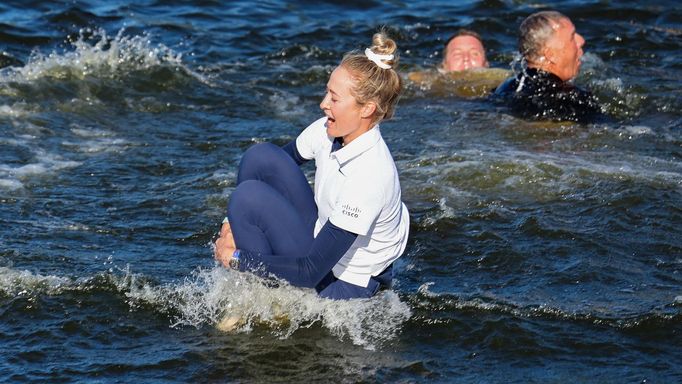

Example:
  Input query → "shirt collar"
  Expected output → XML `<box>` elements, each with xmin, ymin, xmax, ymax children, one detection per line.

<box><xmin>330</xmin><ymin>125</ymin><xmax>382</xmax><ymax>168</ymax></box>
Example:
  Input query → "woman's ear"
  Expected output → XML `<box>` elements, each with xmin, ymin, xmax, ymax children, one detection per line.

<box><xmin>361</xmin><ymin>102</ymin><xmax>377</xmax><ymax>119</ymax></box>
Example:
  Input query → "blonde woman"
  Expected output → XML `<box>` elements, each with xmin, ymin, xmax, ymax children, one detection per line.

<box><xmin>214</xmin><ymin>31</ymin><xmax>409</xmax><ymax>300</ymax></box>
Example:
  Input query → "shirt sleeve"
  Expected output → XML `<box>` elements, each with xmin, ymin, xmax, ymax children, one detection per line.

<box><xmin>236</xmin><ymin>220</ymin><xmax>358</xmax><ymax>288</ymax></box>
<box><xmin>295</xmin><ymin>117</ymin><xmax>328</xmax><ymax>160</ymax></box>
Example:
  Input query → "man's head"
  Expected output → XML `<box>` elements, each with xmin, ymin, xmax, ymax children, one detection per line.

<box><xmin>442</xmin><ymin>30</ymin><xmax>489</xmax><ymax>72</ymax></box>
<box><xmin>519</xmin><ymin>11</ymin><xmax>585</xmax><ymax>81</ymax></box>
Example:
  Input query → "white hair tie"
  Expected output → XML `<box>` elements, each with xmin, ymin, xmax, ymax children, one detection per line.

<box><xmin>364</xmin><ymin>48</ymin><xmax>393</xmax><ymax>69</ymax></box>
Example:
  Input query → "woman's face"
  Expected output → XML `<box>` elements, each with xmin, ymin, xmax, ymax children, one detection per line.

<box><xmin>319</xmin><ymin>66</ymin><xmax>368</xmax><ymax>144</ymax></box>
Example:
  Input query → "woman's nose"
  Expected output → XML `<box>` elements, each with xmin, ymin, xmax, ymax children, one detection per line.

<box><xmin>320</xmin><ymin>93</ymin><xmax>329</xmax><ymax>110</ymax></box>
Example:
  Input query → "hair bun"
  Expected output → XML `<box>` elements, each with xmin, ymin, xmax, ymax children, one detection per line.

<box><xmin>369</xmin><ymin>31</ymin><xmax>398</xmax><ymax>68</ymax></box>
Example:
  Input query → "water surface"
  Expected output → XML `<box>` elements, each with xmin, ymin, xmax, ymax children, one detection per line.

<box><xmin>0</xmin><ymin>1</ymin><xmax>680</xmax><ymax>382</ymax></box>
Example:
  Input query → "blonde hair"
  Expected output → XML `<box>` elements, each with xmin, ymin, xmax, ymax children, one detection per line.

<box><xmin>519</xmin><ymin>10</ymin><xmax>567</xmax><ymax>63</ymax></box>
<box><xmin>340</xmin><ymin>31</ymin><xmax>402</xmax><ymax>124</ymax></box>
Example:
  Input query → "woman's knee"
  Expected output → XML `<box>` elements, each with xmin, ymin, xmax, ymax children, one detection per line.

<box><xmin>244</xmin><ymin>142</ymin><xmax>281</xmax><ymax>158</ymax></box>
<box><xmin>239</xmin><ymin>143</ymin><xmax>283</xmax><ymax>179</ymax></box>
<box><xmin>228</xmin><ymin>179</ymin><xmax>270</xmax><ymax>214</ymax></box>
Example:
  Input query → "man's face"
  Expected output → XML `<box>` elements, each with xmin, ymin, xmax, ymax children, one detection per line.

<box><xmin>544</xmin><ymin>17</ymin><xmax>585</xmax><ymax>81</ymax></box>
<box><xmin>443</xmin><ymin>35</ymin><xmax>489</xmax><ymax>72</ymax></box>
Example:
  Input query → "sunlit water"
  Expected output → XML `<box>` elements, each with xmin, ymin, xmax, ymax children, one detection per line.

<box><xmin>1</xmin><ymin>1</ymin><xmax>680</xmax><ymax>382</ymax></box>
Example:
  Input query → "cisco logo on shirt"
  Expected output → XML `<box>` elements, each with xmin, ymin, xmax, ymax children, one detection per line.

<box><xmin>342</xmin><ymin>204</ymin><xmax>361</xmax><ymax>218</ymax></box>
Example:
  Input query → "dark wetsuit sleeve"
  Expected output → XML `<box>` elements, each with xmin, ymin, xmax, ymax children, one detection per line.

<box><xmin>237</xmin><ymin>221</ymin><xmax>358</xmax><ymax>288</ymax></box>
<box><xmin>565</xmin><ymin>87</ymin><xmax>604</xmax><ymax>123</ymax></box>
<box><xmin>492</xmin><ymin>68</ymin><xmax>606</xmax><ymax>123</ymax></box>
<box><xmin>492</xmin><ymin>76</ymin><xmax>517</xmax><ymax>97</ymax></box>
<box><xmin>281</xmin><ymin>140</ymin><xmax>308</xmax><ymax>166</ymax></box>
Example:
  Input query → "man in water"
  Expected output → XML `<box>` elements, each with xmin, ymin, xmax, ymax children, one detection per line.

<box><xmin>407</xmin><ymin>29</ymin><xmax>509</xmax><ymax>97</ymax></box>
<box><xmin>441</xmin><ymin>29</ymin><xmax>489</xmax><ymax>72</ymax></box>
<box><xmin>494</xmin><ymin>11</ymin><xmax>603</xmax><ymax>123</ymax></box>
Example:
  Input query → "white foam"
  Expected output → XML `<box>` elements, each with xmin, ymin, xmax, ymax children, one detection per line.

<box><xmin>70</xmin><ymin>127</ymin><xmax>114</xmax><ymax>138</ymax></box>
<box><xmin>7</xmin><ymin>216</ymin><xmax>93</xmax><ymax>232</ymax></box>
<box><xmin>620</xmin><ymin>125</ymin><xmax>653</xmax><ymax>136</ymax></box>
<box><xmin>0</xmin><ymin>149</ymin><xmax>81</xmax><ymax>190</ymax></box>
<box><xmin>592</xmin><ymin>77</ymin><xmax>625</xmax><ymax>93</ymax></box>
<box><xmin>11</xmin><ymin>163</ymin><xmax>48</xmax><ymax>176</ymax></box>
<box><xmin>0</xmin><ymin>266</ymin><xmax>72</xmax><ymax>296</ymax></box>
<box><xmin>0</xmin><ymin>156</ymin><xmax>80</xmax><ymax>177</ymax></box>
<box><xmin>156</xmin><ymin>267</ymin><xmax>412</xmax><ymax>350</ymax></box>
<box><xmin>67</xmin><ymin>264</ymin><xmax>411</xmax><ymax>350</ymax></box>
<box><xmin>0</xmin><ymin>178</ymin><xmax>23</xmax><ymax>190</ymax></box>
<box><xmin>421</xmin><ymin>197</ymin><xmax>457</xmax><ymax>226</ymax></box>
<box><xmin>207</xmin><ymin>169</ymin><xmax>238</xmax><ymax>187</ymax></box>
<box><xmin>0</xmin><ymin>104</ymin><xmax>30</xmax><ymax>118</ymax></box>
<box><xmin>579</xmin><ymin>52</ymin><xmax>606</xmax><ymax>73</ymax></box>
<box><xmin>401</xmin><ymin>144</ymin><xmax>682</xmax><ymax>224</ymax></box>
<box><xmin>0</xmin><ymin>27</ymin><xmax>205</xmax><ymax>85</ymax></box>
<box><xmin>62</xmin><ymin>137</ymin><xmax>128</xmax><ymax>153</ymax></box>
<box><xmin>269</xmin><ymin>90</ymin><xmax>307</xmax><ymax>118</ymax></box>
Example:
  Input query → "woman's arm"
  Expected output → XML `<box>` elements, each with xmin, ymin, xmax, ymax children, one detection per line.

<box><xmin>281</xmin><ymin>140</ymin><xmax>308</xmax><ymax>166</ymax></box>
<box><xmin>237</xmin><ymin>221</ymin><xmax>357</xmax><ymax>288</ymax></box>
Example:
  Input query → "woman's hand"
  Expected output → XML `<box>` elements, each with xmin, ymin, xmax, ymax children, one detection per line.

<box><xmin>219</xmin><ymin>221</ymin><xmax>232</xmax><ymax>238</ymax></box>
<box><xmin>214</xmin><ymin>223</ymin><xmax>237</xmax><ymax>268</ymax></box>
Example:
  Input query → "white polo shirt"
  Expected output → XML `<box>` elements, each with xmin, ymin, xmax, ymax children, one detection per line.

<box><xmin>296</xmin><ymin>117</ymin><xmax>410</xmax><ymax>287</ymax></box>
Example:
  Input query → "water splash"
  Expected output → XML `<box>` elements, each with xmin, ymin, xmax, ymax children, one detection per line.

<box><xmin>0</xmin><ymin>264</ymin><xmax>412</xmax><ymax>350</ymax></box>
<box><xmin>0</xmin><ymin>266</ymin><xmax>72</xmax><ymax>297</ymax></box>
<box><xmin>269</xmin><ymin>90</ymin><xmax>308</xmax><ymax>118</ymax></box>
<box><xmin>508</xmin><ymin>52</ymin><xmax>524</xmax><ymax>76</ymax></box>
<box><xmin>164</xmin><ymin>267</ymin><xmax>412</xmax><ymax>350</ymax></box>
<box><xmin>1</xmin><ymin>28</ymin><xmax>183</xmax><ymax>83</ymax></box>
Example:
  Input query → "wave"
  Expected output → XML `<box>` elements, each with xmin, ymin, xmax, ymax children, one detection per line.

<box><xmin>0</xmin><ymin>266</ymin><xmax>72</xmax><ymax>296</ymax></box>
<box><xmin>0</xmin><ymin>264</ymin><xmax>412</xmax><ymax>351</ymax></box>
<box><xmin>1</xmin><ymin>28</ymin><xmax>183</xmax><ymax>82</ymax></box>
<box><xmin>413</xmin><ymin>282</ymin><xmax>681</xmax><ymax>331</ymax></box>
<box><xmin>0</xmin><ymin>28</ymin><xmax>204</xmax><ymax>191</ymax></box>
<box><xmin>399</xmin><ymin>146</ymin><xmax>682</xmax><ymax>228</ymax></box>
<box><xmin>0</xmin><ymin>149</ymin><xmax>81</xmax><ymax>191</ymax></box>
<box><xmin>0</xmin><ymin>27</ymin><xmax>213</xmax><ymax>110</ymax></box>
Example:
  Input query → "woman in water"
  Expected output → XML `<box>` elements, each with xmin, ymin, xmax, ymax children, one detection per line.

<box><xmin>214</xmin><ymin>31</ymin><xmax>410</xmax><ymax>300</ymax></box>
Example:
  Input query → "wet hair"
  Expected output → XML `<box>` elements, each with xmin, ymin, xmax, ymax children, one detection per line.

<box><xmin>340</xmin><ymin>30</ymin><xmax>402</xmax><ymax>124</ymax></box>
<box><xmin>518</xmin><ymin>10</ymin><xmax>567</xmax><ymax>63</ymax></box>
<box><xmin>442</xmin><ymin>29</ymin><xmax>485</xmax><ymax>59</ymax></box>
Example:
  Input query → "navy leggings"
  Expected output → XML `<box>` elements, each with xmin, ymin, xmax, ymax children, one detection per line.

<box><xmin>226</xmin><ymin>143</ymin><xmax>391</xmax><ymax>299</ymax></box>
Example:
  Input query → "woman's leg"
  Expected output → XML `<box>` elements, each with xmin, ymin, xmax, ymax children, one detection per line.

<box><xmin>237</xmin><ymin>142</ymin><xmax>317</xmax><ymax>231</ymax></box>
<box><xmin>317</xmin><ymin>276</ymin><xmax>380</xmax><ymax>300</ymax></box>
<box><xmin>316</xmin><ymin>266</ymin><xmax>393</xmax><ymax>300</ymax></box>
<box><xmin>228</xmin><ymin>179</ymin><xmax>313</xmax><ymax>257</ymax></box>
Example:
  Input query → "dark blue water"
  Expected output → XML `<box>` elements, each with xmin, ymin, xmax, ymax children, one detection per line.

<box><xmin>1</xmin><ymin>1</ymin><xmax>680</xmax><ymax>382</ymax></box>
